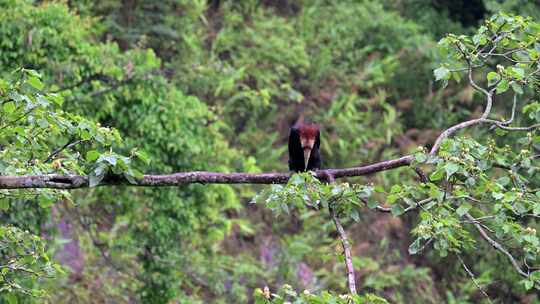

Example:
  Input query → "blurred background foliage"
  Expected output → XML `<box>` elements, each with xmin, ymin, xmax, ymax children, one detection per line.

<box><xmin>1</xmin><ymin>0</ymin><xmax>540</xmax><ymax>303</ymax></box>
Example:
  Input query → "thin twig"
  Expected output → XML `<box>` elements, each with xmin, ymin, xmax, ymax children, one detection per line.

<box><xmin>465</xmin><ymin>213</ymin><xmax>528</xmax><ymax>278</ymax></box>
<box><xmin>44</xmin><ymin>139</ymin><xmax>86</xmax><ymax>163</ymax></box>
<box><xmin>457</xmin><ymin>254</ymin><xmax>493</xmax><ymax>304</ymax></box>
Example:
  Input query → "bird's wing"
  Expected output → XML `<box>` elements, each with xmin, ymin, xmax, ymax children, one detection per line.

<box><xmin>288</xmin><ymin>127</ymin><xmax>303</xmax><ymax>171</ymax></box>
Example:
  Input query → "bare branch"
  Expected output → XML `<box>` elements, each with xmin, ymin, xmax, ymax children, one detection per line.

<box><xmin>0</xmin><ymin>156</ymin><xmax>415</xmax><ymax>189</ymax></box>
<box><xmin>430</xmin><ymin>118</ymin><xmax>485</xmax><ymax>155</ymax></box>
<box><xmin>457</xmin><ymin>254</ymin><xmax>493</xmax><ymax>304</ymax></box>
<box><xmin>329</xmin><ymin>205</ymin><xmax>357</xmax><ymax>295</ymax></box>
<box><xmin>490</xmin><ymin>94</ymin><xmax>518</xmax><ymax>131</ymax></box>
<box><xmin>493</xmin><ymin>123</ymin><xmax>540</xmax><ymax>131</ymax></box>
<box><xmin>465</xmin><ymin>213</ymin><xmax>528</xmax><ymax>278</ymax></box>
<box><xmin>429</xmin><ymin>96</ymin><xmax>532</xmax><ymax>155</ymax></box>
<box><xmin>414</xmin><ymin>167</ymin><xmax>428</xmax><ymax>183</ymax></box>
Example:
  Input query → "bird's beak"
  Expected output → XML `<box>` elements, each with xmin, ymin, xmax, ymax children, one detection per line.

<box><xmin>303</xmin><ymin>148</ymin><xmax>312</xmax><ymax>170</ymax></box>
<box><xmin>301</xmin><ymin>137</ymin><xmax>315</xmax><ymax>170</ymax></box>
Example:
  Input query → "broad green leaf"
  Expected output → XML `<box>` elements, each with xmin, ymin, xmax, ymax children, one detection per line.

<box><xmin>38</xmin><ymin>196</ymin><xmax>55</xmax><ymax>208</ymax></box>
<box><xmin>530</xmin><ymin>271</ymin><xmax>540</xmax><ymax>281</ymax></box>
<box><xmin>445</xmin><ymin>162</ymin><xmax>459</xmax><ymax>178</ymax></box>
<box><xmin>434</xmin><ymin>67</ymin><xmax>450</xmax><ymax>81</ymax></box>
<box><xmin>100</xmin><ymin>155</ymin><xmax>117</xmax><ymax>166</ymax></box>
<box><xmin>390</xmin><ymin>185</ymin><xmax>402</xmax><ymax>194</ymax></box>
<box><xmin>28</xmin><ymin>76</ymin><xmax>44</xmax><ymax>90</ymax></box>
<box><xmin>3</xmin><ymin>101</ymin><xmax>15</xmax><ymax>114</ymax></box>
<box><xmin>374</xmin><ymin>185</ymin><xmax>385</xmax><ymax>193</ymax></box>
<box><xmin>430</xmin><ymin>168</ymin><xmax>444</xmax><ymax>181</ymax></box>
<box><xmin>456</xmin><ymin>203</ymin><xmax>472</xmax><ymax>217</ymax></box>
<box><xmin>387</xmin><ymin>194</ymin><xmax>399</xmax><ymax>204</ymax></box>
<box><xmin>496</xmin><ymin>79</ymin><xmax>509</xmax><ymax>93</ymax></box>
<box><xmin>408</xmin><ymin>238</ymin><xmax>421</xmax><ymax>255</ymax></box>
<box><xmin>522</xmin><ymin>279</ymin><xmax>534</xmax><ymax>290</ymax></box>
<box><xmin>487</xmin><ymin>71</ymin><xmax>500</xmax><ymax>86</ymax></box>
<box><xmin>86</xmin><ymin>150</ymin><xmax>100</xmax><ymax>162</ymax></box>
<box><xmin>135</xmin><ymin>150</ymin><xmax>151</xmax><ymax>165</ymax></box>
<box><xmin>511</xmin><ymin>82</ymin><xmax>523</xmax><ymax>94</ymax></box>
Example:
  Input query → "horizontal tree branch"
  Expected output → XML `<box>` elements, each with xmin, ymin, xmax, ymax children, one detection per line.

<box><xmin>0</xmin><ymin>155</ymin><xmax>414</xmax><ymax>189</ymax></box>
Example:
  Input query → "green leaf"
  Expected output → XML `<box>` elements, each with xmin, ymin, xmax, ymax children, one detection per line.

<box><xmin>5</xmin><ymin>292</ymin><xmax>17</xmax><ymax>304</ymax></box>
<box><xmin>86</xmin><ymin>150</ymin><xmax>100</xmax><ymax>162</ymax></box>
<box><xmin>0</xmin><ymin>199</ymin><xmax>9</xmax><ymax>211</ymax></box>
<box><xmin>289</xmin><ymin>174</ymin><xmax>303</xmax><ymax>186</ymax></box>
<box><xmin>38</xmin><ymin>118</ymin><xmax>49</xmax><ymax>128</ymax></box>
<box><xmin>434</xmin><ymin>67</ymin><xmax>450</xmax><ymax>81</ymax></box>
<box><xmin>28</xmin><ymin>76</ymin><xmax>44</xmax><ymax>90</ymax></box>
<box><xmin>487</xmin><ymin>71</ymin><xmax>500</xmax><ymax>86</ymax></box>
<box><xmin>100</xmin><ymin>155</ymin><xmax>117</xmax><ymax>166</ymax></box>
<box><xmin>390</xmin><ymin>185</ymin><xmax>402</xmax><ymax>194</ymax></box>
<box><xmin>80</xmin><ymin>129</ymin><xmax>92</xmax><ymax>140</ymax></box>
<box><xmin>38</xmin><ymin>195</ymin><xmax>55</xmax><ymax>208</ymax></box>
<box><xmin>430</xmin><ymin>168</ymin><xmax>444</xmax><ymax>181</ymax></box>
<box><xmin>512</xmin><ymin>67</ymin><xmax>525</xmax><ymax>80</ymax></box>
<box><xmin>456</xmin><ymin>203</ymin><xmax>472</xmax><ymax>217</ymax></box>
<box><xmin>350</xmin><ymin>209</ymin><xmax>360</xmax><ymax>222</ymax></box>
<box><xmin>511</xmin><ymin>82</ymin><xmax>523</xmax><ymax>95</ymax></box>
<box><xmin>135</xmin><ymin>150</ymin><xmax>151</xmax><ymax>165</ymax></box>
<box><xmin>492</xmin><ymin>192</ymin><xmax>504</xmax><ymax>200</ymax></box>
<box><xmin>387</xmin><ymin>194</ymin><xmax>399</xmax><ymax>204</ymax></box>
<box><xmin>445</xmin><ymin>162</ymin><xmax>459</xmax><ymax>178</ymax></box>
<box><xmin>415</xmin><ymin>153</ymin><xmax>427</xmax><ymax>163</ymax></box>
<box><xmin>503</xmin><ymin>192</ymin><xmax>517</xmax><ymax>203</ymax></box>
<box><xmin>374</xmin><ymin>185</ymin><xmax>385</xmax><ymax>193</ymax></box>
<box><xmin>23</xmin><ymin>68</ymin><xmax>41</xmax><ymax>78</ymax></box>
<box><xmin>530</xmin><ymin>271</ymin><xmax>540</xmax><ymax>281</ymax></box>
<box><xmin>496</xmin><ymin>79</ymin><xmax>510</xmax><ymax>93</ymax></box>
<box><xmin>522</xmin><ymin>279</ymin><xmax>534</xmax><ymax>290</ymax></box>
<box><xmin>408</xmin><ymin>238</ymin><xmax>421</xmax><ymax>255</ymax></box>
<box><xmin>533</xmin><ymin>204</ymin><xmax>540</xmax><ymax>215</ymax></box>
<box><xmin>49</xmin><ymin>93</ymin><xmax>64</xmax><ymax>106</ymax></box>
<box><xmin>331</xmin><ymin>185</ymin><xmax>342</xmax><ymax>195</ymax></box>
<box><xmin>2</xmin><ymin>101</ymin><xmax>15</xmax><ymax>114</ymax></box>
<box><xmin>497</xmin><ymin>176</ymin><xmax>510</xmax><ymax>186</ymax></box>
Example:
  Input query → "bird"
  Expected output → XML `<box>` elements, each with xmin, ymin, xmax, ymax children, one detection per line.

<box><xmin>288</xmin><ymin>119</ymin><xmax>321</xmax><ymax>172</ymax></box>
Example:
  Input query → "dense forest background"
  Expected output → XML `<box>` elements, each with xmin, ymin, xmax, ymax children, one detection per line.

<box><xmin>2</xmin><ymin>0</ymin><xmax>540</xmax><ymax>303</ymax></box>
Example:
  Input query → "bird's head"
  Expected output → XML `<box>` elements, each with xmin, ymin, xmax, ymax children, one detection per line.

<box><xmin>297</xmin><ymin>122</ymin><xmax>319</xmax><ymax>170</ymax></box>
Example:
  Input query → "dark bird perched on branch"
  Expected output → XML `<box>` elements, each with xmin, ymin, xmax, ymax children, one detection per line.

<box><xmin>288</xmin><ymin>120</ymin><xmax>321</xmax><ymax>172</ymax></box>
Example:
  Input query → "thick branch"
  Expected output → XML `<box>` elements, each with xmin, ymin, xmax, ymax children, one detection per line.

<box><xmin>430</xmin><ymin>119</ymin><xmax>485</xmax><ymax>155</ymax></box>
<box><xmin>0</xmin><ymin>155</ymin><xmax>414</xmax><ymax>189</ymax></box>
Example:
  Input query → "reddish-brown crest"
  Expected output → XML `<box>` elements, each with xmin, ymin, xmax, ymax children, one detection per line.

<box><xmin>297</xmin><ymin>122</ymin><xmax>319</xmax><ymax>140</ymax></box>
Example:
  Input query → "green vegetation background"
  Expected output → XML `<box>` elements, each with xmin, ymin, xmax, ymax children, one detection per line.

<box><xmin>1</xmin><ymin>0</ymin><xmax>540</xmax><ymax>303</ymax></box>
